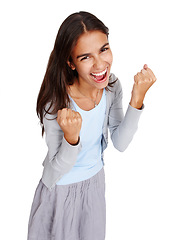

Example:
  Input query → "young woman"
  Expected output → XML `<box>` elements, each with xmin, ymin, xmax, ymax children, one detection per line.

<box><xmin>27</xmin><ymin>11</ymin><xmax>156</xmax><ymax>240</ymax></box>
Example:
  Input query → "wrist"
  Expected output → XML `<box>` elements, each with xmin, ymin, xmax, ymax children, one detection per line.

<box><xmin>130</xmin><ymin>98</ymin><xmax>143</xmax><ymax>110</ymax></box>
<box><xmin>64</xmin><ymin>134</ymin><xmax>80</xmax><ymax>145</ymax></box>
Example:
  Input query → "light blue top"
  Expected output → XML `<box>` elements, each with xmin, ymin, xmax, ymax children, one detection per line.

<box><xmin>56</xmin><ymin>89</ymin><xmax>106</xmax><ymax>185</ymax></box>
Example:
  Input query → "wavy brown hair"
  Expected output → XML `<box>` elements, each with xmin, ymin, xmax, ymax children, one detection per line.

<box><xmin>36</xmin><ymin>11</ymin><xmax>115</xmax><ymax>135</ymax></box>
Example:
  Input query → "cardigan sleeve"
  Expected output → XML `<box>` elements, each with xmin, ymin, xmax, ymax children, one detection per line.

<box><xmin>41</xmin><ymin>110</ymin><xmax>82</xmax><ymax>188</ymax></box>
<box><xmin>108</xmin><ymin>78</ymin><xmax>144</xmax><ymax>152</ymax></box>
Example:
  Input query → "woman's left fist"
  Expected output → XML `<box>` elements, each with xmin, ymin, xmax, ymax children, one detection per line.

<box><xmin>130</xmin><ymin>64</ymin><xmax>157</xmax><ymax>109</ymax></box>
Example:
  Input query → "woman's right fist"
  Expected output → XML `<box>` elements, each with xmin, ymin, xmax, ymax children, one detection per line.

<box><xmin>57</xmin><ymin>108</ymin><xmax>82</xmax><ymax>145</ymax></box>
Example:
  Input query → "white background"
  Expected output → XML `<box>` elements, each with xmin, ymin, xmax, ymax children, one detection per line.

<box><xmin>1</xmin><ymin>0</ymin><xmax>173</xmax><ymax>239</ymax></box>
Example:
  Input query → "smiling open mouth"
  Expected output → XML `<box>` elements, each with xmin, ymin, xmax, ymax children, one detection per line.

<box><xmin>90</xmin><ymin>68</ymin><xmax>108</xmax><ymax>83</ymax></box>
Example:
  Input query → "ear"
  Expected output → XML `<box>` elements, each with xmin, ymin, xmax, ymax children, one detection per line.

<box><xmin>67</xmin><ymin>60</ymin><xmax>76</xmax><ymax>70</ymax></box>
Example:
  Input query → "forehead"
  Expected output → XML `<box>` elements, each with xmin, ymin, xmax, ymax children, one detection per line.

<box><xmin>72</xmin><ymin>31</ymin><xmax>108</xmax><ymax>55</ymax></box>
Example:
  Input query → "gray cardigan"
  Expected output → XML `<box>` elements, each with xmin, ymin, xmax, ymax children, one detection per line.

<box><xmin>41</xmin><ymin>74</ymin><xmax>144</xmax><ymax>190</ymax></box>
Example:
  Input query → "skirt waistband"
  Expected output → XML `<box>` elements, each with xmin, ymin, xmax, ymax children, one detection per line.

<box><xmin>46</xmin><ymin>167</ymin><xmax>105</xmax><ymax>193</ymax></box>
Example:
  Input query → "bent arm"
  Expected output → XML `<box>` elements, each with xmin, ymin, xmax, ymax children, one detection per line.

<box><xmin>108</xmin><ymin>79</ymin><xmax>144</xmax><ymax>152</ymax></box>
<box><xmin>42</xmin><ymin>112</ymin><xmax>82</xmax><ymax>181</ymax></box>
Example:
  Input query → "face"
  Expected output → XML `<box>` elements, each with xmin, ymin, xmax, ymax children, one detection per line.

<box><xmin>69</xmin><ymin>31</ymin><xmax>113</xmax><ymax>90</ymax></box>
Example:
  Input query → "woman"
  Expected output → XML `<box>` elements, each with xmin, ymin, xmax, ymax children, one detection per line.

<box><xmin>27</xmin><ymin>11</ymin><xmax>156</xmax><ymax>240</ymax></box>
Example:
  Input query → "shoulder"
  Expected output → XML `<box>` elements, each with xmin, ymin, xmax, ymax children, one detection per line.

<box><xmin>43</xmin><ymin>102</ymin><xmax>57</xmax><ymax>120</ymax></box>
<box><xmin>43</xmin><ymin>102</ymin><xmax>61</xmax><ymax>131</ymax></box>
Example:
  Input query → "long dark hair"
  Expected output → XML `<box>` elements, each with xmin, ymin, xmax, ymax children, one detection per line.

<box><xmin>37</xmin><ymin>11</ymin><xmax>113</xmax><ymax>135</ymax></box>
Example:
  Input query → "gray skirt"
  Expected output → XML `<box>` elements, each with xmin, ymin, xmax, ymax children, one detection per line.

<box><xmin>27</xmin><ymin>167</ymin><xmax>106</xmax><ymax>240</ymax></box>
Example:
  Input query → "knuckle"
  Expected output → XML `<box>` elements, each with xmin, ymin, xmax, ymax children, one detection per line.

<box><xmin>78</xmin><ymin>115</ymin><xmax>82</xmax><ymax>121</ymax></box>
<box><xmin>60</xmin><ymin>120</ymin><xmax>66</xmax><ymax>127</ymax></box>
<box><xmin>57</xmin><ymin>109</ymin><xmax>61</xmax><ymax>116</ymax></box>
<box><xmin>78</xmin><ymin>117</ymin><xmax>82</xmax><ymax>123</ymax></box>
<box><xmin>61</xmin><ymin>108</ymin><xmax>66</xmax><ymax>112</ymax></box>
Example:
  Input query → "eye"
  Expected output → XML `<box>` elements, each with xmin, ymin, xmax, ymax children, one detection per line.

<box><xmin>80</xmin><ymin>55</ymin><xmax>90</xmax><ymax>61</ymax></box>
<box><xmin>100</xmin><ymin>47</ymin><xmax>109</xmax><ymax>53</ymax></box>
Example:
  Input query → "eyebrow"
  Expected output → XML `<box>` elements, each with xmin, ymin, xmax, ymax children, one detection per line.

<box><xmin>76</xmin><ymin>42</ymin><xmax>109</xmax><ymax>59</ymax></box>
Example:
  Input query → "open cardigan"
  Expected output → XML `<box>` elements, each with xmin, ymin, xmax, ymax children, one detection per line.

<box><xmin>41</xmin><ymin>74</ymin><xmax>144</xmax><ymax>190</ymax></box>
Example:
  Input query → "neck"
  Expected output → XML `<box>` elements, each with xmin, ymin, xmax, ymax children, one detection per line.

<box><xmin>75</xmin><ymin>80</ymin><xmax>100</xmax><ymax>99</ymax></box>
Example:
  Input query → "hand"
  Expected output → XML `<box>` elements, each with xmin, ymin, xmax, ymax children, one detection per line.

<box><xmin>57</xmin><ymin>108</ymin><xmax>82</xmax><ymax>145</ymax></box>
<box><xmin>130</xmin><ymin>64</ymin><xmax>157</xmax><ymax>109</ymax></box>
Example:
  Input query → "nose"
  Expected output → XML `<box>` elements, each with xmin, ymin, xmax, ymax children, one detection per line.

<box><xmin>93</xmin><ymin>55</ymin><xmax>105</xmax><ymax>70</ymax></box>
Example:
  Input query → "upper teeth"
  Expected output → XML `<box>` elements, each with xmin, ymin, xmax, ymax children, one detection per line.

<box><xmin>91</xmin><ymin>68</ymin><xmax>107</xmax><ymax>76</ymax></box>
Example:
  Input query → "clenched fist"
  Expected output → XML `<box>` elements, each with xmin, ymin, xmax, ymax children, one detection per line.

<box><xmin>57</xmin><ymin>108</ymin><xmax>82</xmax><ymax>145</ymax></box>
<box><xmin>130</xmin><ymin>64</ymin><xmax>157</xmax><ymax>109</ymax></box>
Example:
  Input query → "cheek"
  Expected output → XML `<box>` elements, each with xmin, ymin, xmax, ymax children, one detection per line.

<box><xmin>76</xmin><ymin>63</ymin><xmax>92</xmax><ymax>75</ymax></box>
<box><xmin>108</xmin><ymin>51</ymin><xmax>113</xmax><ymax>64</ymax></box>
<box><xmin>102</xmin><ymin>51</ymin><xmax>113</xmax><ymax>66</ymax></box>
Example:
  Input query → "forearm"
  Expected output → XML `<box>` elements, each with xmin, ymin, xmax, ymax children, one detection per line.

<box><xmin>48</xmin><ymin>136</ymin><xmax>82</xmax><ymax>172</ymax></box>
<box><xmin>110</xmin><ymin>104</ymin><xmax>144</xmax><ymax>152</ymax></box>
<box><xmin>43</xmin><ymin>113</ymin><xmax>82</xmax><ymax>174</ymax></box>
<box><xmin>42</xmin><ymin>137</ymin><xmax>82</xmax><ymax>190</ymax></box>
